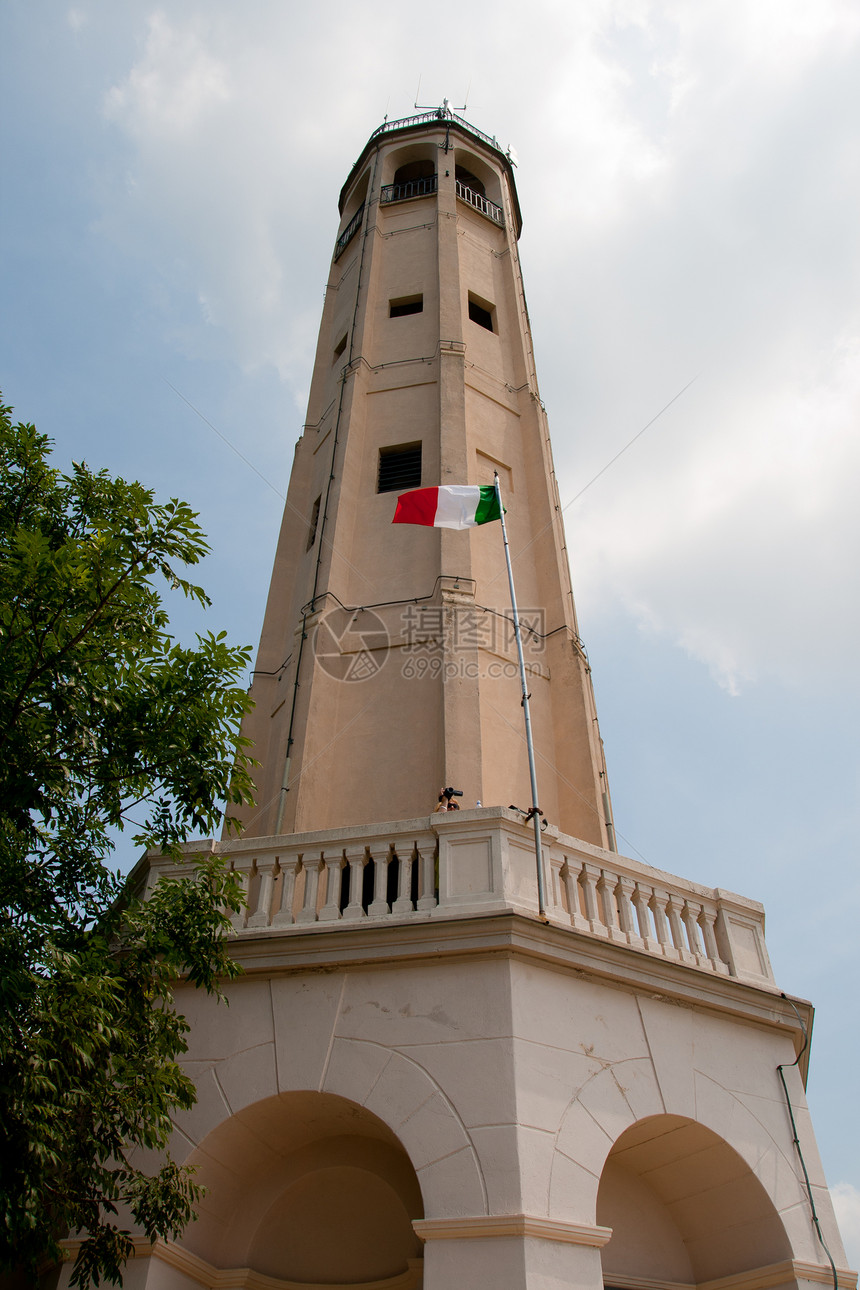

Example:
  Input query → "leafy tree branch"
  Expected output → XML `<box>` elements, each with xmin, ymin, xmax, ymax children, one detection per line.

<box><xmin>0</xmin><ymin>400</ymin><xmax>256</xmax><ymax>1285</ymax></box>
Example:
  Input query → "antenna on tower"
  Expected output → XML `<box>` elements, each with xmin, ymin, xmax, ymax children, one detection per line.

<box><xmin>414</xmin><ymin>96</ymin><xmax>468</xmax><ymax>119</ymax></box>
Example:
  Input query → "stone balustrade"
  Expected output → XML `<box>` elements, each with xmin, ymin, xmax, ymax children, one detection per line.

<box><xmin>145</xmin><ymin>807</ymin><xmax>775</xmax><ymax>988</ymax></box>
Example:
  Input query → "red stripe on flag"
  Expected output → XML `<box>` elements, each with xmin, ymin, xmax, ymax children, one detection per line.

<box><xmin>392</xmin><ymin>487</ymin><xmax>439</xmax><ymax>526</ymax></box>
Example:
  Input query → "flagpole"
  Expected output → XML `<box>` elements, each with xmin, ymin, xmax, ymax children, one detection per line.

<box><xmin>493</xmin><ymin>472</ymin><xmax>547</xmax><ymax>917</ymax></box>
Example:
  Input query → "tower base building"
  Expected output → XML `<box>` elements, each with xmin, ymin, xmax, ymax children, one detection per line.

<box><xmin>60</xmin><ymin>109</ymin><xmax>855</xmax><ymax>1290</ymax></box>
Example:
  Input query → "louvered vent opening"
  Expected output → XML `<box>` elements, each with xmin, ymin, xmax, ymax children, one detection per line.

<box><xmin>378</xmin><ymin>443</ymin><xmax>422</xmax><ymax>494</ymax></box>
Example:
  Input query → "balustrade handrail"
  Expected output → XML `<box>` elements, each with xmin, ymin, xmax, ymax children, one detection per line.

<box><xmin>380</xmin><ymin>175</ymin><xmax>438</xmax><ymax>205</ymax></box>
<box><xmin>334</xmin><ymin>202</ymin><xmax>364</xmax><ymax>260</ymax></box>
<box><xmin>144</xmin><ymin>809</ymin><xmax>773</xmax><ymax>986</ymax></box>
<box><xmin>455</xmin><ymin>181</ymin><xmax>504</xmax><ymax>228</ymax></box>
<box><xmin>368</xmin><ymin>110</ymin><xmax>503</xmax><ymax>156</ymax></box>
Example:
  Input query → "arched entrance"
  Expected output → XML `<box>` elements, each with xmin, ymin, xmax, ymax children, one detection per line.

<box><xmin>176</xmin><ymin>1090</ymin><xmax>424</xmax><ymax>1288</ymax></box>
<box><xmin>598</xmin><ymin>1114</ymin><xmax>792</xmax><ymax>1285</ymax></box>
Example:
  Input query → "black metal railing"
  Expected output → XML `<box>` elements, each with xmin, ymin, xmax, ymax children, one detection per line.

<box><xmin>455</xmin><ymin>181</ymin><xmax>504</xmax><ymax>228</ymax></box>
<box><xmin>368</xmin><ymin>109</ymin><xmax>502</xmax><ymax>156</ymax></box>
<box><xmin>334</xmin><ymin>202</ymin><xmax>364</xmax><ymax>260</ymax></box>
<box><xmin>380</xmin><ymin>174</ymin><xmax>438</xmax><ymax>205</ymax></box>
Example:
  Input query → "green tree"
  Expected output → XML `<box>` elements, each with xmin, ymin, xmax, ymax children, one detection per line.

<box><xmin>0</xmin><ymin>401</ymin><xmax>255</xmax><ymax>1286</ymax></box>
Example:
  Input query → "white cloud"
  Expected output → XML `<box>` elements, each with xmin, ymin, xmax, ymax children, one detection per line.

<box><xmin>515</xmin><ymin>2</ymin><xmax>860</xmax><ymax>694</ymax></box>
<box><xmin>104</xmin><ymin>12</ymin><xmax>232</xmax><ymax>141</ymax></box>
<box><xmin>566</xmin><ymin>329</ymin><xmax>860</xmax><ymax>692</ymax></box>
<box><xmin>831</xmin><ymin>1181</ymin><xmax>860</xmax><ymax>1269</ymax></box>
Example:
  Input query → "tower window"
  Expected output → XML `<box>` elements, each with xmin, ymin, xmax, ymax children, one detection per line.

<box><xmin>378</xmin><ymin>443</ymin><xmax>422</xmax><ymax>494</ymax></box>
<box><xmin>306</xmin><ymin>495</ymin><xmax>321</xmax><ymax>549</ymax></box>
<box><xmin>389</xmin><ymin>295</ymin><xmax>423</xmax><ymax>318</ymax></box>
<box><xmin>333</xmin><ymin>333</ymin><xmax>347</xmax><ymax>360</ymax></box>
<box><xmin>468</xmin><ymin>294</ymin><xmax>495</xmax><ymax>333</ymax></box>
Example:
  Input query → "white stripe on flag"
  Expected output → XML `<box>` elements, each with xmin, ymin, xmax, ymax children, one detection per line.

<box><xmin>433</xmin><ymin>485</ymin><xmax>484</xmax><ymax>529</ymax></box>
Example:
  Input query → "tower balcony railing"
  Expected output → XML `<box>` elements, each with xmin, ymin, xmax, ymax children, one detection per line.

<box><xmin>380</xmin><ymin>175</ymin><xmax>438</xmax><ymax>205</ymax></box>
<box><xmin>334</xmin><ymin>202</ymin><xmax>364</xmax><ymax>260</ymax></box>
<box><xmin>368</xmin><ymin>109</ymin><xmax>503</xmax><ymax>156</ymax></box>
<box><xmin>144</xmin><ymin>808</ymin><xmax>775</xmax><ymax>989</ymax></box>
<box><xmin>455</xmin><ymin>180</ymin><xmax>505</xmax><ymax>228</ymax></box>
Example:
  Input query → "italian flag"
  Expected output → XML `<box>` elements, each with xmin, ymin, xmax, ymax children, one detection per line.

<box><xmin>392</xmin><ymin>485</ymin><xmax>503</xmax><ymax>529</ymax></box>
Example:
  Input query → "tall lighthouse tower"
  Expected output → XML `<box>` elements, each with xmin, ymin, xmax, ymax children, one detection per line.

<box><xmin>112</xmin><ymin>109</ymin><xmax>852</xmax><ymax>1290</ymax></box>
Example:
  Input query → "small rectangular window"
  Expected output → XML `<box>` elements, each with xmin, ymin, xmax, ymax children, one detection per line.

<box><xmin>306</xmin><ymin>495</ymin><xmax>321</xmax><ymax>549</ymax></box>
<box><xmin>333</xmin><ymin>333</ymin><xmax>347</xmax><ymax>360</ymax></box>
<box><xmin>378</xmin><ymin>443</ymin><xmax>422</xmax><ymax>494</ymax></box>
<box><xmin>468</xmin><ymin>294</ymin><xmax>494</xmax><ymax>332</ymax></box>
<box><xmin>389</xmin><ymin>295</ymin><xmax>423</xmax><ymax>318</ymax></box>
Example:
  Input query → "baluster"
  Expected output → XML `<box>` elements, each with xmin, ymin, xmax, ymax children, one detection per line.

<box><xmin>417</xmin><ymin>841</ymin><xmax>437</xmax><ymax>912</ymax></box>
<box><xmin>682</xmin><ymin>901</ymin><xmax>708</xmax><ymax>965</ymax></box>
<box><xmin>547</xmin><ymin>851</ymin><xmax>567</xmax><ymax>921</ymax></box>
<box><xmin>342</xmin><ymin>847</ymin><xmax>368</xmax><ymax>921</ymax></box>
<box><xmin>649</xmin><ymin>888</ymin><xmax>678</xmax><ymax>960</ymax></box>
<box><xmin>368</xmin><ymin>844</ymin><xmax>391</xmax><ymax>917</ymax></box>
<box><xmin>616</xmin><ymin>876</ymin><xmax>641</xmax><ymax>946</ymax></box>
<box><xmin>561</xmin><ymin>857</ymin><xmax>589</xmax><ymax>932</ymax></box>
<box><xmin>271</xmin><ymin>854</ymin><xmax>301</xmax><ymax>926</ymax></box>
<box><xmin>247</xmin><ymin>857</ymin><xmax>277</xmax><ymax>928</ymax></box>
<box><xmin>698</xmin><ymin>904</ymin><xmax>729</xmax><ymax>973</ymax></box>
<box><xmin>580</xmin><ymin>862</ymin><xmax>605</xmax><ymax>936</ymax></box>
<box><xmin>318</xmin><ymin>850</ymin><xmax>346</xmax><ymax>922</ymax></box>
<box><xmin>632</xmin><ymin>884</ymin><xmax>658</xmax><ymax>951</ymax></box>
<box><xmin>229</xmin><ymin>864</ymin><xmax>250</xmax><ymax>932</ymax></box>
<box><xmin>666</xmin><ymin>893</ymin><xmax>696</xmax><ymax>963</ymax></box>
<box><xmin>597</xmin><ymin>870</ymin><xmax>626</xmax><ymax>943</ymax></box>
<box><xmin>296</xmin><ymin>853</ymin><xmax>324</xmax><ymax>924</ymax></box>
<box><xmin>392</xmin><ymin>844</ymin><xmax>415</xmax><ymax>914</ymax></box>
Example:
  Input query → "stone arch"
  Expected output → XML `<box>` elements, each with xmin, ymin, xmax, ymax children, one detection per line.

<box><xmin>321</xmin><ymin>1037</ymin><xmax>489</xmax><ymax>1218</ymax></box>
<box><xmin>597</xmin><ymin>1114</ymin><xmax>793</xmax><ymax>1284</ymax></box>
<box><xmin>453</xmin><ymin>146</ymin><xmax>502</xmax><ymax>206</ymax></box>
<box><xmin>383</xmin><ymin>141</ymin><xmax>437</xmax><ymax>188</ymax></box>
<box><xmin>548</xmin><ymin>1044</ymin><xmax>815</xmax><ymax>1255</ymax></box>
<box><xmin>168</xmin><ymin>977</ymin><xmax>488</xmax><ymax>1224</ymax></box>
<box><xmin>341</xmin><ymin>166</ymin><xmax>370</xmax><ymax>224</ymax></box>
<box><xmin>177</xmin><ymin>1090</ymin><xmax>425</xmax><ymax>1287</ymax></box>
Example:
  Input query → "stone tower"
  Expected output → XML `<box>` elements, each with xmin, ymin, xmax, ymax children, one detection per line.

<box><xmin>77</xmin><ymin>110</ymin><xmax>852</xmax><ymax>1290</ymax></box>
<box><xmin>233</xmin><ymin>106</ymin><xmax>613</xmax><ymax>846</ymax></box>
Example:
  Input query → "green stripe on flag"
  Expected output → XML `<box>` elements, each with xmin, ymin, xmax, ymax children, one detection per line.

<box><xmin>474</xmin><ymin>485</ymin><xmax>503</xmax><ymax>524</ymax></box>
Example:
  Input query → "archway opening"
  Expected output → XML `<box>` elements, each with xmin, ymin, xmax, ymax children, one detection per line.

<box><xmin>182</xmin><ymin>1090</ymin><xmax>424</xmax><ymax>1286</ymax></box>
<box><xmin>393</xmin><ymin>159</ymin><xmax>436</xmax><ymax>186</ymax></box>
<box><xmin>598</xmin><ymin>1114</ymin><xmax>792</xmax><ymax>1285</ymax></box>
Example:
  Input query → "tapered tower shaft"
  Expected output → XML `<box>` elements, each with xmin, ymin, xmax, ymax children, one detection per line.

<box><xmin>236</xmin><ymin>111</ymin><xmax>613</xmax><ymax>843</ymax></box>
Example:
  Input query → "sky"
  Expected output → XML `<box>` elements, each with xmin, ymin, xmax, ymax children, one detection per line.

<box><xmin>1</xmin><ymin>0</ymin><xmax>858</xmax><ymax>1264</ymax></box>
